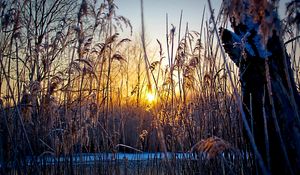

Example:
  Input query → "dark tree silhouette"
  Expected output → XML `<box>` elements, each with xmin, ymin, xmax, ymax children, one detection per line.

<box><xmin>220</xmin><ymin>0</ymin><xmax>300</xmax><ymax>174</ymax></box>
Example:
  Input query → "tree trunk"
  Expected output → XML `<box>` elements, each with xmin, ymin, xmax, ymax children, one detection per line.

<box><xmin>221</xmin><ymin>23</ymin><xmax>300</xmax><ymax>174</ymax></box>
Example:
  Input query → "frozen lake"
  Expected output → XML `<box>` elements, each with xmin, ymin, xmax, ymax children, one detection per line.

<box><xmin>24</xmin><ymin>152</ymin><xmax>196</xmax><ymax>166</ymax></box>
<box><xmin>1</xmin><ymin>152</ymin><xmax>250</xmax><ymax>175</ymax></box>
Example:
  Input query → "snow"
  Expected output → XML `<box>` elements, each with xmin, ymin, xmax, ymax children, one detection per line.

<box><xmin>21</xmin><ymin>152</ymin><xmax>196</xmax><ymax>166</ymax></box>
<box><xmin>242</xmin><ymin>16</ymin><xmax>272</xmax><ymax>58</ymax></box>
<box><xmin>1</xmin><ymin>151</ymin><xmax>252</xmax><ymax>168</ymax></box>
<box><xmin>231</xmin><ymin>31</ymin><xmax>255</xmax><ymax>56</ymax></box>
<box><xmin>229</xmin><ymin>16</ymin><xmax>272</xmax><ymax>59</ymax></box>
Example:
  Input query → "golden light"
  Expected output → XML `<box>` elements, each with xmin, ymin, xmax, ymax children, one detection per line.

<box><xmin>145</xmin><ymin>84</ymin><xmax>156</xmax><ymax>103</ymax></box>
<box><xmin>146</xmin><ymin>92</ymin><xmax>155</xmax><ymax>103</ymax></box>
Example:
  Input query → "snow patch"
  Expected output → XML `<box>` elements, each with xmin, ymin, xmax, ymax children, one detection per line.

<box><xmin>229</xmin><ymin>17</ymin><xmax>272</xmax><ymax>59</ymax></box>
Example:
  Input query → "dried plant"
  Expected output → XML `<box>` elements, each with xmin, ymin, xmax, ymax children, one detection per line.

<box><xmin>190</xmin><ymin>136</ymin><xmax>232</xmax><ymax>159</ymax></box>
<box><xmin>1</xmin><ymin>0</ymin><xmax>298</xmax><ymax>174</ymax></box>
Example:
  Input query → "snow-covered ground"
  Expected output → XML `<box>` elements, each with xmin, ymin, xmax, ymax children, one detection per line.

<box><xmin>2</xmin><ymin>151</ymin><xmax>249</xmax><ymax>169</ymax></box>
<box><xmin>22</xmin><ymin>152</ymin><xmax>196</xmax><ymax>166</ymax></box>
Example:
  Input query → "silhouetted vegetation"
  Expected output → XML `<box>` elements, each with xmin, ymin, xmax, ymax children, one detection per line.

<box><xmin>0</xmin><ymin>0</ymin><xmax>299</xmax><ymax>174</ymax></box>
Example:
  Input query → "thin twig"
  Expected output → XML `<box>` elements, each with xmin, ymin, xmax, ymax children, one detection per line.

<box><xmin>284</xmin><ymin>35</ymin><xmax>300</xmax><ymax>45</ymax></box>
<box><xmin>262</xmin><ymin>86</ymin><xmax>271</xmax><ymax>170</ymax></box>
<box><xmin>140</xmin><ymin>0</ymin><xmax>152</xmax><ymax>92</ymax></box>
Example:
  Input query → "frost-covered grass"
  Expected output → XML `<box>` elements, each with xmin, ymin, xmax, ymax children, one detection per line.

<box><xmin>0</xmin><ymin>0</ymin><xmax>299</xmax><ymax>174</ymax></box>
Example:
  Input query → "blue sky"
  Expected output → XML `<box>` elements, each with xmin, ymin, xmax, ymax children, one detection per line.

<box><xmin>116</xmin><ymin>0</ymin><xmax>219</xmax><ymax>43</ymax></box>
<box><xmin>116</xmin><ymin>0</ymin><xmax>290</xmax><ymax>43</ymax></box>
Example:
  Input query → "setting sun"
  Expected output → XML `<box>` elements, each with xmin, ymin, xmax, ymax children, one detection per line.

<box><xmin>146</xmin><ymin>92</ymin><xmax>155</xmax><ymax>103</ymax></box>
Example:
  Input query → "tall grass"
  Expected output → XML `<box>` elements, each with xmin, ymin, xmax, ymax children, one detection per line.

<box><xmin>0</xmin><ymin>0</ymin><xmax>299</xmax><ymax>174</ymax></box>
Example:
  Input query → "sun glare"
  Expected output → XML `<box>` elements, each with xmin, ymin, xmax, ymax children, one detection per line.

<box><xmin>146</xmin><ymin>93</ymin><xmax>155</xmax><ymax>103</ymax></box>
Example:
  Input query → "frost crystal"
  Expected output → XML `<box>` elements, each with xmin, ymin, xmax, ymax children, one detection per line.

<box><xmin>230</xmin><ymin>31</ymin><xmax>255</xmax><ymax>57</ymax></box>
<box><xmin>229</xmin><ymin>17</ymin><xmax>271</xmax><ymax>59</ymax></box>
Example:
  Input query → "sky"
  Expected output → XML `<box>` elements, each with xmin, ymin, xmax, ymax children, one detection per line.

<box><xmin>115</xmin><ymin>0</ymin><xmax>291</xmax><ymax>45</ymax></box>
<box><xmin>116</xmin><ymin>0</ymin><xmax>220</xmax><ymax>45</ymax></box>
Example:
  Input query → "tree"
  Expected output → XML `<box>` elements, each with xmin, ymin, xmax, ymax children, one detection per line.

<box><xmin>220</xmin><ymin>0</ymin><xmax>300</xmax><ymax>174</ymax></box>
